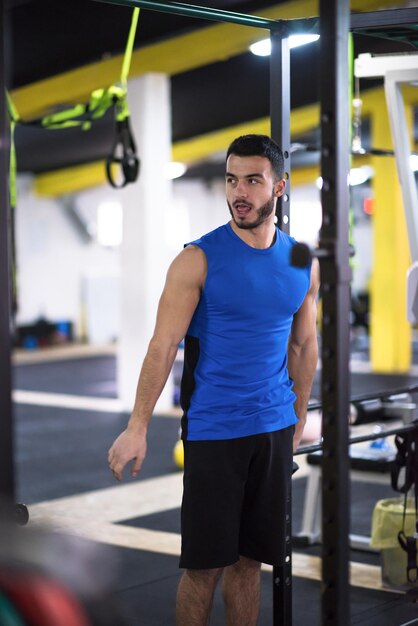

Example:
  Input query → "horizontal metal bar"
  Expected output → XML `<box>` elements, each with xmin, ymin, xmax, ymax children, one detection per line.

<box><xmin>350</xmin><ymin>8</ymin><xmax>418</xmax><ymax>31</ymax></box>
<box><xmin>282</xmin><ymin>16</ymin><xmax>319</xmax><ymax>35</ymax></box>
<box><xmin>91</xmin><ymin>2</ymin><xmax>418</xmax><ymax>40</ymax></box>
<box><xmin>92</xmin><ymin>0</ymin><xmax>280</xmax><ymax>30</ymax></box>
<box><xmin>91</xmin><ymin>3</ymin><xmax>418</xmax><ymax>41</ymax></box>
<box><xmin>295</xmin><ymin>421</ymin><xmax>418</xmax><ymax>456</ymax></box>
<box><xmin>290</xmin><ymin>242</ymin><xmax>356</xmax><ymax>268</ymax></box>
<box><xmin>308</xmin><ymin>383</ymin><xmax>418</xmax><ymax>412</ymax></box>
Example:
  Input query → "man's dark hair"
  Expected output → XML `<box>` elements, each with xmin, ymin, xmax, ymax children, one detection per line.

<box><xmin>226</xmin><ymin>134</ymin><xmax>284</xmax><ymax>180</ymax></box>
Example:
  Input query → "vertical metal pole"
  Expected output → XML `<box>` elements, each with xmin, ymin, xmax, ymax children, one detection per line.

<box><xmin>0</xmin><ymin>0</ymin><xmax>16</xmax><ymax>508</ymax></box>
<box><xmin>319</xmin><ymin>1</ymin><xmax>351</xmax><ymax>625</ymax></box>
<box><xmin>270</xmin><ymin>26</ymin><xmax>291</xmax><ymax>235</ymax></box>
<box><xmin>270</xmin><ymin>25</ymin><xmax>292</xmax><ymax>626</ymax></box>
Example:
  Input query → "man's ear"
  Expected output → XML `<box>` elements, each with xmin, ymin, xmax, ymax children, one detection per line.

<box><xmin>274</xmin><ymin>179</ymin><xmax>286</xmax><ymax>197</ymax></box>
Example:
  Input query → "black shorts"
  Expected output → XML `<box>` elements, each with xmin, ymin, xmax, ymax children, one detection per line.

<box><xmin>179</xmin><ymin>426</ymin><xmax>294</xmax><ymax>570</ymax></box>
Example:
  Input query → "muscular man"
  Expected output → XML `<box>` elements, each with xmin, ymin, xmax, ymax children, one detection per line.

<box><xmin>108</xmin><ymin>134</ymin><xmax>320</xmax><ymax>625</ymax></box>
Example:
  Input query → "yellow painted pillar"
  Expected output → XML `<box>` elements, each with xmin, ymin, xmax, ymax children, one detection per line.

<box><xmin>369</xmin><ymin>97</ymin><xmax>412</xmax><ymax>372</ymax></box>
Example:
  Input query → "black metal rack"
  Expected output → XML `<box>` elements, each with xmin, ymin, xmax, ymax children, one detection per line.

<box><xmin>0</xmin><ymin>0</ymin><xmax>15</xmax><ymax>512</ymax></box>
<box><xmin>2</xmin><ymin>2</ymin><xmax>418</xmax><ymax>624</ymax></box>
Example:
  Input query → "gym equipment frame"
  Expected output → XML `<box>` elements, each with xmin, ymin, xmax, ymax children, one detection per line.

<box><xmin>0</xmin><ymin>0</ymin><xmax>15</xmax><ymax>514</ymax></box>
<box><xmin>355</xmin><ymin>52</ymin><xmax>418</xmax><ymax>324</ymax></box>
<box><xmin>2</xmin><ymin>2</ymin><xmax>418</xmax><ymax>625</ymax></box>
<box><xmin>295</xmin><ymin>389</ymin><xmax>417</xmax><ymax>551</ymax></box>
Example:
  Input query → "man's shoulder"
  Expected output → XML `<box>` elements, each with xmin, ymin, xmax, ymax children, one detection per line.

<box><xmin>170</xmin><ymin>244</ymin><xmax>207</xmax><ymax>287</ymax></box>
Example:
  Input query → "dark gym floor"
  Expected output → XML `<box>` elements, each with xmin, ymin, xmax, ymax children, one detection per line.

<box><xmin>7</xmin><ymin>347</ymin><xmax>418</xmax><ymax>625</ymax></box>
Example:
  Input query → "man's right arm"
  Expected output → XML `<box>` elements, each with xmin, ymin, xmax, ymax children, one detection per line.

<box><xmin>108</xmin><ymin>245</ymin><xmax>206</xmax><ymax>481</ymax></box>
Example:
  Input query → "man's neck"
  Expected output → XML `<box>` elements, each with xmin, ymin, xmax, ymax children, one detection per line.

<box><xmin>229</xmin><ymin>219</ymin><xmax>276</xmax><ymax>250</ymax></box>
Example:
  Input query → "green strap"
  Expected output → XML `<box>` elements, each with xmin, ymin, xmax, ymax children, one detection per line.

<box><xmin>5</xmin><ymin>92</ymin><xmax>19</xmax><ymax>312</ymax></box>
<box><xmin>41</xmin><ymin>103</ymin><xmax>89</xmax><ymax>129</ymax></box>
<box><xmin>6</xmin><ymin>91</ymin><xmax>19</xmax><ymax>124</ymax></box>
<box><xmin>121</xmin><ymin>7</ymin><xmax>140</xmax><ymax>89</ymax></box>
<box><xmin>113</xmin><ymin>6</ymin><xmax>140</xmax><ymax>122</ymax></box>
<box><xmin>6</xmin><ymin>92</ymin><xmax>18</xmax><ymax>208</ymax></box>
<box><xmin>9</xmin><ymin>129</ymin><xmax>17</xmax><ymax>208</ymax></box>
<box><xmin>348</xmin><ymin>33</ymin><xmax>354</xmax><ymax>149</ymax></box>
<box><xmin>41</xmin><ymin>7</ymin><xmax>140</xmax><ymax>129</ymax></box>
<box><xmin>348</xmin><ymin>32</ymin><xmax>355</xmax><ymax>270</ymax></box>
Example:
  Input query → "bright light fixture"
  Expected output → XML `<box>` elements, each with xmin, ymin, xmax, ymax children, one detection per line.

<box><xmin>315</xmin><ymin>177</ymin><xmax>323</xmax><ymax>190</ymax></box>
<box><xmin>349</xmin><ymin>165</ymin><xmax>374</xmax><ymax>187</ymax></box>
<box><xmin>316</xmin><ymin>166</ymin><xmax>374</xmax><ymax>189</ymax></box>
<box><xmin>165</xmin><ymin>162</ymin><xmax>187</xmax><ymax>180</ymax></box>
<box><xmin>249</xmin><ymin>39</ymin><xmax>271</xmax><ymax>57</ymax></box>
<box><xmin>249</xmin><ymin>34</ymin><xmax>319</xmax><ymax>57</ymax></box>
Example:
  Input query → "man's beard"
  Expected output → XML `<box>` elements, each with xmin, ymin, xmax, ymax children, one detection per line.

<box><xmin>228</xmin><ymin>190</ymin><xmax>276</xmax><ymax>230</ymax></box>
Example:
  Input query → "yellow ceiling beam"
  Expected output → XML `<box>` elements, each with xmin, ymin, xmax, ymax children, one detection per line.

<box><xmin>11</xmin><ymin>0</ymin><xmax>407</xmax><ymax>120</ymax></box>
<box><xmin>290</xmin><ymin>153</ymin><xmax>370</xmax><ymax>186</ymax></box>
<box><xmin>34</xmin><ymin>161</ymin><xmax>110</xmax><ymax>197</ymax></box>
<box><xmin>34</xmin><ymin>151</ymin><xmax>372</xmax><ymax>197</ymax></box>
<box><xmin>173</xmin><ymin>102</ymin><xmax>320</xmax><ymax>163</ymax></box>
<box><xmin>290</xmin><ymin>165</ymin><xmax>319</xmax><ymax>186</ymax></box>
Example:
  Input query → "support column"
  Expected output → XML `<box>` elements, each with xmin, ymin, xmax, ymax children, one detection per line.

<box><xmin>370</xmin><ymin>99</ymin><xmax>411</xmax><ymax>372</ymax></box>
<box><xmin>269</xmin><ymin>26</ymin><xmax>293</xmax><ymax>626</ymax></box>
<box><xmin>0</xmin><ymin>0</ymin><xmax>15</xmax><ymax>505</ymax></box>
<box><xmin>319</xmin><ymin>0</ymin><xmax>351</xmax><ymax>624</ymax></box>
<box><xmin>118</xmin><ymin>74</ymin><xmax>174</xmax><ymax>413</ymax></box>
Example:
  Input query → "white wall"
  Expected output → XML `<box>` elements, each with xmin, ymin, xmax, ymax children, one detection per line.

<box><xmin>171</xmin><ymin>178</ymin><xmax>229</xmax><ymax>245</ymax></box>
<box><xmin>14</xmin><ymin>175</ymin><xmax>228</xmax><ymax>346</ymax></box>
<box><xmin>289</xmin><ymin>183</ymin><xmax>322</xmax><ymax>246</ymax></box>
<box><xmin>15</xmin><ymin>176</ymin><xmax>121</xmax><ymax>341</ymax></box>
<box><xmin>289</xmin><ymin>182</ymin><xmax>373</xmax><ymax>293</ymax></box>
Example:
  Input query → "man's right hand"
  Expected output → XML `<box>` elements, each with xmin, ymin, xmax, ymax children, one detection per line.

<box><xmin>108</xmin><ymin>428</ymin><xmax>147</xmax><ymax>481</ymax></box>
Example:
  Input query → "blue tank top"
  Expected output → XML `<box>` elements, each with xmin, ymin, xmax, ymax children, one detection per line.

<box><xmin>180</xmin><ymin>222</ymin><xmax>311</xmax><ymax>441</ymax></box>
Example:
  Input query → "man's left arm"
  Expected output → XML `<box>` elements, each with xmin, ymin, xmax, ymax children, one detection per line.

<box><xmin>288</xmin><ymin>258</ymin><xmax>320</xmax><ymax>452</ymax></box>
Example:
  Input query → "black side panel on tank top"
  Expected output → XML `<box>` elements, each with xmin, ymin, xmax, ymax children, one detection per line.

<box><xmin>180</xmin><ymin>335</ymin><xmax>200</xmax><ymax>440</ymax></box>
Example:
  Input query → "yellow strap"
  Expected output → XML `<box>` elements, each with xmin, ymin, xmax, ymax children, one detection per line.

<box><xmin>41</xmin><ymin>104</ymin><xmax>88</xmax><ymax>129</ymax></box>
<box><xmin>120</xmin><ymin>8</ymin><xmax>140</xmax><ymax>89</ymax></box>
<box><xmin>9</xmin><ymin>121</ymin><xmax>17</xmax><ymax>208</ymax></box>
<box><xmin>5</xmin><ymin>2</ymin><xmax>140</xmax><ymax>209</ymax></box>
<box><xmin>5</xmin><ymin>92</ymin><xmax>18</xmax><ymax>207</ymax></box>
<box><xmin>6</xmin><ymin>91</ymin><xmax>20</xmax><ymax>123</ymax></box>
<box><xmin>348</xmin><ymin>33</ymin><xmax>355</xmax><ymax>269</ymax></box>
<box><xmin>41</xmin><ymin>8</ymin><xmax>139</xmax><ymax>129</ymax></box>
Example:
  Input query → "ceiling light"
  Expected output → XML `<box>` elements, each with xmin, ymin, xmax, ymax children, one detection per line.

<box><xmin>289</xmin><ymin>34</ymin><xmax>320</xmax><ymax>49</ymax></box>
<box><xmin>249</xmin><ymin>39</ymin><xmax>271</xmax><ymax>56</ymax></box>
<box><xmin>165</xmin><ymin>162</ymin><xmax>187</xmax><ymax>180</ymax></box>
<box><xmin>250</xmin><ymin>34</ymin><xmax>319</xmax><ymax>57</ymax></box>
<box><xmin>349</xmin><ymin>166</ymin><xmax>374</xmax><ymax>186</ymax></box>
<box><xmin>316</xmin><ymin>166</ymin><xmax>374</xmax><ymax>189</ymax></box>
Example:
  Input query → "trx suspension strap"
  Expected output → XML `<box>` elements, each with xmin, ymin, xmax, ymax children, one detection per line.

<box><xmin>5</xmin><ymin>8</ymin><xmax>140</xmax><ymax>311</ymax></box>
<box><xmin>11</xmin><ymin>7</ymin><xmax>140</xmax><ymax>188</ymax></box>
<box><xmin>105</xmin><ymin>6</ymin><xmax>140</xmax><ymax>188</ymax></box>
<box><xmin>5</xmin><ymin>92</ymin><xmax>19</xmax><ymax>320</ymax></box>
<box><xmin>6</xmin><ymin>92</ymin><xmax>18</xmax><ymax>210</ymax></box>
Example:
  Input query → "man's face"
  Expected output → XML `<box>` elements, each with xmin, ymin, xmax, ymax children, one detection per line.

<box><xmin>225</xmin><ymin>155</ymin><xmax>285</xmax><ymax>230</ymax></box>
